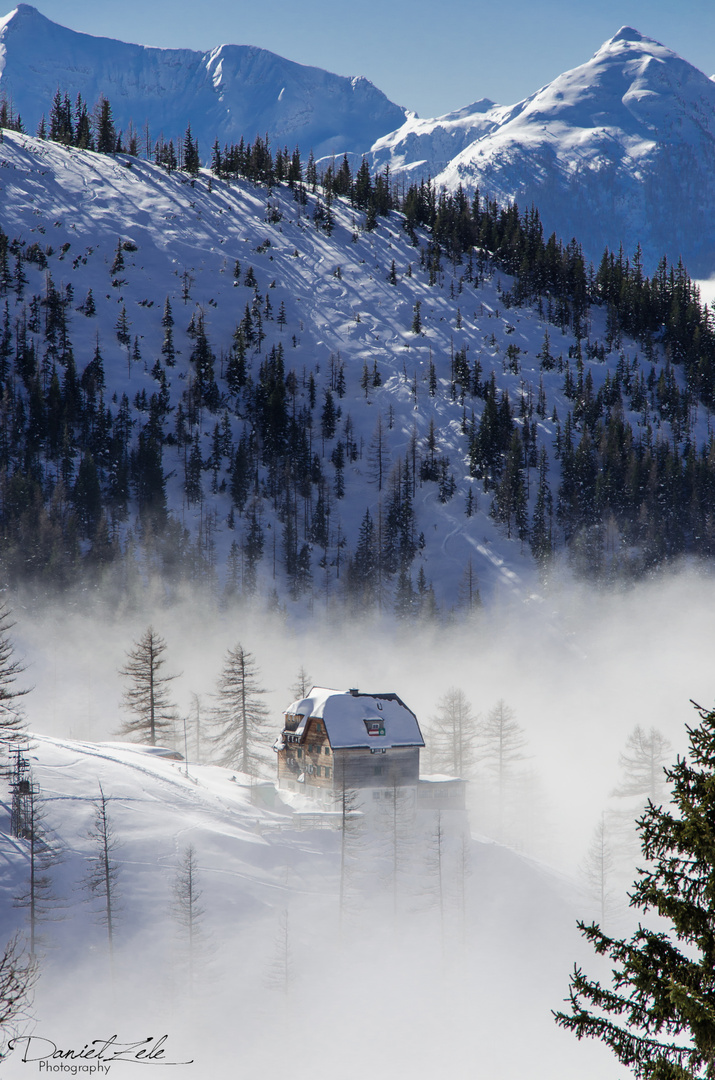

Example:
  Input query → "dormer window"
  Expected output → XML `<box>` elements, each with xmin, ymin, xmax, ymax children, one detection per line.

<box><xmin>284</xmin><ymin>712</ymin><xmax>303</xmax><ymax>733</ymax></box>
<box><xmin>364</xmin><ymin>719</ymin><xmax>385</xmax><ymax>737</ymax></box>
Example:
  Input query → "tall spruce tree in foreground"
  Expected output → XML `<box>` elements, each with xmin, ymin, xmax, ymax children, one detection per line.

<box><xmin>555</xmin><ymin>700</ymin><xmax>715</xmax><ymax>1078</ymax></box>
<box><xmin>118</xmin><ymin>627</ymin><xmax>178</xmax><ymax>746</ymax></box>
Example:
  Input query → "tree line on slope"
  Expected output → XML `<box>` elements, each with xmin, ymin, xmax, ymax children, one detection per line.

<box><xmin>9</xmin><ymin>80</ymin><xmax>715</xmax><ymax>413</ymax></box>
<box><xmin>3</xmin><ymin>89</ymin><xmax>715</xmax><ymax>596</ymax></box>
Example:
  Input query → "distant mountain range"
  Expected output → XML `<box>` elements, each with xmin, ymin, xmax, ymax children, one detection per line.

<box><xmin>376</xmin><ymin>28</ymin><xmax>715</xmax><ymax>277</ymax></box>
<box><xmin>2</xmin><ymin>9</ymin><xmax>715</xmax><ymax>272</ymax></box>
<box><xmin>0</xmin><ymin>4</ymin><xmax>407</xmax><ymax>159</ymax></box>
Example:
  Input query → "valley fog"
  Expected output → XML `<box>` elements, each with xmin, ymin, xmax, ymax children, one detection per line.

<box><xmin>2</xmin><ymin>565</ymin><xmax>710</xmax><ymax>1080</ymax></box>
<box><xmin>15</xmin><ymin>561</ymin><xmax>709</xmax><ymax>870</ymax></box>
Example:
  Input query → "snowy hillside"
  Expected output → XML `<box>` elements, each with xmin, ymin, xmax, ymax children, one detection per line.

<box><xmin>1</xmin><ymin>126</ymin><xmax>714</xmax><ymax>615</ymax></box>
<box><xmin>376</xmin><ymin>28</ymin><xmax>715</xmax><ymax>276</ymax></box>
<box><xmin>363</xmin><ymin>98</ymin><xmax>512</xmax><ymax>177</ymax></box>
<box><xmin>3</xmin><ymin>11</ymin><xmax>715</xmax><ymax>276</ymax></box>
<box><xmin>0</xmin><ymin>734</ymin><xmax>623</xmax><ymax>1079</ymax></box>
<box><xmin>0</xmin><ymin>4</ymin><xmax>407</xmax><ymax>159</ymax></box>
<box><xmin>3</xmin><ymin>10</ymin><xmax>715</xmax><ymax>275</ymax></box>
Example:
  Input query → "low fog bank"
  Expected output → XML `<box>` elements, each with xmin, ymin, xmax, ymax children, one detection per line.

<box><xmin>13</xmin><ymin>562</ymin><xmax>713</xmax><ymax>874</ymax></box>
<box><xmin>5</xmin><ymin>551</ymin><xmax>705</xmax><ymax>1080</ymax></box>
<box><xmin>11</xmin><ymin>823</ymin><xmax>623</xmax><ymax>1080</ymax></box>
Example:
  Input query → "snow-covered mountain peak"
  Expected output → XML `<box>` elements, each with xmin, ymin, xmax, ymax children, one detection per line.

<box><xmin>608</xmin><ymin>26</ymin><xmax>656</xmax><ymax>46</ymax></box>
<box><xmin>421</xmin><ymin>27</ymin><xmax>715</xmax><ymax>274</ymax></box>
<box><xmin>0</xmin><ymin>5</ymin><xmax>407</xmax><ymax>158</ymax></box>
<box><xmin>1</xmin><ymin>3</ymin><xmax>41</xmax><ymax>28</ymax></box>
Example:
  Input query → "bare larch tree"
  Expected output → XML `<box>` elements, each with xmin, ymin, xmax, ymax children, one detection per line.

<box><xmin>118</xmin><ymin>626</ymin><xmax>178</xmax><ymax>746</ymax></box>
<box><xmin>83</xmin><ymin>783</ymin><xmax>121</xmax><ymax>970</ymax></box>
<box><xmin>208</xmin><ymin>642</ymin><xmax>270</xmax><ymax>775</ymax></box>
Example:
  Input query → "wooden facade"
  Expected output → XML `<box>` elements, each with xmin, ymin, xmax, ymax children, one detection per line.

<box><xmin>275</xmin><ymin>687</ymin><xmax>424</xmax><ymax>800</ymax></box>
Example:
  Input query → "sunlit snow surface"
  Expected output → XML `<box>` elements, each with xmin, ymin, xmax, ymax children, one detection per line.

<box><xmin>0</xmin><ymin>735</ymin><xmax>624</xmax><ymax>1079</ymax></box>
<box><xmin>1</xmin><ymin>127</ymin><xmax>711</xmax><ymax>613</ymax></box>
<box><xmin>0</xmin><ymin>82</ymin><xmax>713</xmax><ymax>1080</ymax></box>
<box><xmin>369</xmin><ymin>27</ymin><xmax>715</xmax><ymax>275</ymax></box>
<box><xmin>0</xmin><ymin>4</ymin><xmax>406</xmax><ymax>160</ymax></box>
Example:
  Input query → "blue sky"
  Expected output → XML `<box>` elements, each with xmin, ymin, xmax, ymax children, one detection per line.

<box><xmin>17</xmin><ymin>0</ymin><xmax>715</xmax><ymax>117</ymax></box>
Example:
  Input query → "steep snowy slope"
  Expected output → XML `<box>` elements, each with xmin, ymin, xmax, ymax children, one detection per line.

<box><xmin>364</xmin><ymin>98</ymin><xmax>512</xmax><ymax>177</ymax></box>
<box><xmin>4</xmin><ymin>10</ymin><xmax>715</xmax><ymax>275</ymax></box>
<box><xmin>0</xmin><ymin>735</ymin><xmax>623</xmax><ymax>1079</ymax></box>
<box><xmin>368</xmin><ymin>28</ymin><xmax>715</xmax><ymax>276</ymax></box>
<box><xmin>0</xmin><ymin>128</ymin><xmax>710</xmax><ymax>613</ymax></box>
<box><xmin>0</xmin><ymin>4</ymin><xmax>407</xmax><ymax>159</ymax></box>
<box><xmin>436</xmin><ymin>29</ymin><xmax>715</xmax><ymax>275</ymax></box>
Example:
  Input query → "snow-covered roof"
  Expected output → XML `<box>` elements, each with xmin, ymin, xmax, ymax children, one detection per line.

<box><xmin>284</xmin><ymin>687</ymin><xmax>424</xmax><ymax>750</ymax></box>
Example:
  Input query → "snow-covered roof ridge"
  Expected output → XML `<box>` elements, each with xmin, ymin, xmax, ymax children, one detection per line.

<box><xmin>284</xmin><ymin>686</ymin><xmax>424</xmax><ymax>750</ymax></box>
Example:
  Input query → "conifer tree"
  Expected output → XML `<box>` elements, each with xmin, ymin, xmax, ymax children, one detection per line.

<box><xmin>289</xmin><ymin>666</ymin><xmax>313</xmax><ymax>701</ymax></box>
<box><xmin>429</xmin><ymin>687</ymin><xmax>479</xmax><ymax>778</ymax></box>
<box><xmin>14</xmin><ymin>778</ymin><xmax>63</xmax><ymax>958</ymax></box>
<box><xmin>94</xmin><ymin>95</ymin><xmax>116</xmax><ymax>154</ymax></box>
<box><xmin>555</xmin><ymin>700</ymin><xmax>715</xmax><ymax>1078</ymax></box>
<box><xmin>610</xmin><ymin>724</ymin><xmax>674</xmax><ymax>881</ymax></box>
<box><xmin>242</xmin><ymin>505</ymin><xmax>264</xmax><ymax>595</ymax></box>
<box><xmin>477</xmin><ymin>700</ymin><xmax>529</xmax><ymax>841</ymax></box>
<box><xmin>172</xmin><ymin>844</ymin><xmax>204</xmax><ymax>994</ymax></box>
<box><xmin>579</xmin><ymin>812</ymin><xmax>617</xmax><ymax>923</ymax></box>
<box><xmin>183</xmin><ymin>125</ymin><xmax>200</xmax><ymax>177</ymax></box>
